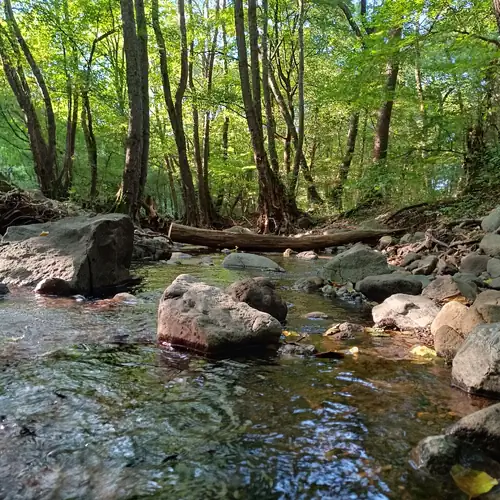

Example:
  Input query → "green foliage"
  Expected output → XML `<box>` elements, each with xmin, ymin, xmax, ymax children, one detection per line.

<box><xmin>0</xmin><ymin>0</ymin><xmax>499</xmax><ymax>218</ymax></box>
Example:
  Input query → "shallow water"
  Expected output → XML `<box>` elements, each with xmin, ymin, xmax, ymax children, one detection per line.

<box><xmin>0</xmin><ymin>255</ymin><xmax>490</xmax><ymax>499</ymax></box>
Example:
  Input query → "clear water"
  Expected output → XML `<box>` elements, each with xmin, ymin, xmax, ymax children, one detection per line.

<box><xmin>0</xmin><ymin>254</ymin><xmax>490</xmax><ymax>499</ymax></box>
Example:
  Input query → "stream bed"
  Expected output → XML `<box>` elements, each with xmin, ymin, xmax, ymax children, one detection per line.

<box><xmin>0</xmin><ymin>255</ymin><xmax>491</xmax><ymax>499</ymax></box>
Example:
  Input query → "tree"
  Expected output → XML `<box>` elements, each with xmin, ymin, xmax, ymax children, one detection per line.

<box><xmin>234</xmin><ymin>0</ymin><xmax>296</xmax><ymax>232</ymax></box>
<box><xmin>0</xmin><ymin>0</ymin><xmax>59</xmax><ymax>198</ymax></box>
<box><xmin>118</xmin><ymin>0</ymin><xmax>149</xmax><ymax>217</ymax></box>
<box><xmin>152</xmin><ymin>0</ymin><xmax>199</xmax><ymax>226</ymax></box>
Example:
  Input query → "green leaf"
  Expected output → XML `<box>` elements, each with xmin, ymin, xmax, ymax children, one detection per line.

<box><xmin>450</xmin><ymin>464</ymin><xmax>498</xmax><ymax>498</ymax></box>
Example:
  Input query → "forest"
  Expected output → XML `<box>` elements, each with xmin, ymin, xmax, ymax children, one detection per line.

<box><xmin>0</xmin><ymin>0</ymin><xmax>498</xmax><ymax>232</ymax></box>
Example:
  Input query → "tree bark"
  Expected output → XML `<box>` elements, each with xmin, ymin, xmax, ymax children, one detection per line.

<box><xmin>373</xmin><ymin>28</ymin><xmax>401</xmax><ymax>162</ymax></box>
<box><xmin>119</xmin><ymin>0</ymin><xmax>144</xmax><ymax>217</ymax></box>
<box><xmin>62</xmin><ymin>86</ymin><xmax>79</xmax><ymax>196</ymax></box>
<box><xmin>81</xmin><ymin>90</ymin><xmax>98</xmax><ymax>201</ymax></box>
<box><xmin>234</xmin><ymin>0</ymin><xmax>294</xmax><ymax>232</ymax></box>
<box><xmin>168</xmin><ymin>223</ymin><xmax>404</xmax><ymax>251</ymax></box>
<box><xmin>135</xmin><ymin>0</ymin><xmax>150</xmax><ymax>206</ymax></box>
<box><xmin>1</xmin><ymin>0</ymin><xmax>59</xmax><ymax>198</ymax></box>
<box><xmin>152</xmin><ymin>0</ymin><xmax>199</xmax><ymax>226</ymax></box>
<box><xmin>331</xmin><ymin>112</ymin><xmax>359</xmax><ymax>210</ymax></box>
<box><xmin>292</xmin><ymin>0</ymin><xmax>305</xmax><ymax>187</ymax></box>
<box><xmin>261</xmin><ymin>0</ymin><xmax>279</xmax><ymax>173</ymax></box>
<box><xmin>165</xmin><ymin>155</ymin><xmax>179</xmax><ymax>218</ymax></box>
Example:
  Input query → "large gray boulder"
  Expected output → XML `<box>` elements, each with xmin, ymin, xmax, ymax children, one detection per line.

<box><xmin>480</xmin><ymin>234</ymin><xmax>500</xmax><ymax>257</ymax></box>
<box><xmin>482</xmin><ymin>207</ymin><xmax>500</xmax><ymax>233</ymax></box>
<box><xmin>355</xmin><ymin>273</ymin><xmax>422</xmax><ymax>303</ymax></box>
<box><xmin>447</xmin><ymin>403</ymin><xmax>500</xmax><ymax>461</ymax></box>
<box><xmin>321</xmin><ymin>244</ymin><xmax>389</xmax><ymax>283</ymax></box>
<box><xmin>473</xmin><ymin>290</ymin><xmax>500</xmax><ymax>323</ymax></box>
<box><xmin>227</xmin><ymin>277</ymin><xmax>287</xmax><ymax>322</ymax></box>
<box><xmin>372</xmin><ymin>293</ymin><xmax>440</xmax><ymax>330</ymax></box>
<box><xmin>423</xmin><ymin>275</ymin><xmax>477</xmax><ymax>302</ymax></box>
<box><xmin>408</xmin><ymin>255</ymin><xmax>438</xmax><ymax>275</ymax></box>
<box><xmin>488</xmin><ymin>258</ymin><xmax>500</xmax><ymax>279</ymax></box>
<box><xmin>222</xmin><ymin>253</ymin><xmax>285</xmax><ymax>272</ymax></box>
<box><xmin>0</xmin><ymin>214</ymin><xmax>134</xmax><ymax>295</ymax></box>
<box><xmin>157</xmin><ymin>275</ymin><xmax>282</xmax><ymax>354</ymax></box>
<box><xmin>452</xmin><ymin>323</ymin><xmax>500</xmax><ymax>397</ymax></box>
<box><xmin>460</xmin><ymin>253</ymin><xmax>490</xmax><ymax>276</ymax></box>
<box><xmin>293</xmin><ymin>276</ymin><xmax>325</xmax><ymax>293</ymax></box>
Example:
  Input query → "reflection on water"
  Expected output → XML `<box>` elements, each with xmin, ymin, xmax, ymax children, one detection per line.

<box><xmin>0</xmin><ymin>256</ymin><xmax>489</xmax><ymax>499</ymax></box>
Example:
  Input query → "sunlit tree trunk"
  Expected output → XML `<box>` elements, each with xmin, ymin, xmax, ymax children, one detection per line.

<box><xmin>152</xmin><ymin>0</ymin><xmax>199</xmax><ymax>226</ymax></box>
<box><xmin>234</xmin><ymin>0</ymin><xmax>295</xmax><ymax>232</ymax></box>
<box><xmin>373</xmin><ymin>28</ymin><xmax>401</xmax><ymax>162</ymax></box>
<box><xmin>1</xmin><ymin>0</ymin><xmax>59</xmax><ymax>198</ymax></box>
<box><xmin>119</xmin><ymin>0</ymin><xmax>144</xmax><ymax>217</ymax></box>
<box><xmin>332</xmin><ymin>112</ymin><xmax>359</xmax><ymax>210</ymax></box>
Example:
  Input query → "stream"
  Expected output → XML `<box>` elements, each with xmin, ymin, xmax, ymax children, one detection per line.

<box><xmin>0</xmin><ymin>254</ymin><xmax>490</xmax><ymax>499</ymax></box>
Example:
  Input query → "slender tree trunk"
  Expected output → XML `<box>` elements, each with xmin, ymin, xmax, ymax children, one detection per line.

<box><xmin>152</xmin><ymin>0</ymin><xmax>199</xmax><ymax>226</ymax></box>
<box><xmin>292</xmin><ymin>0</ymin><xmax>305</xmax><ymax>188</ymax></box>
<box><xmin>373</xmin><ymin>28</ymin><xmax>401</xmax><ymax>162</ymax></box>
<box><xmin>2</xmin><ymin>0</ymin><xmax>59</xmax><ymax>198</ymax></box>
<box><xmin>269</xmin><ymin>67</ymin><xmax>322</xmax><ymax>204</ymax></box>
<box><xmin>261</xmin><ymin>0</ymin><xmax>279</xmax><ymax>173</ymax></box>
<box><xmin>119</xmin><ymin>0</ymin><xmax>144</xmax><ymax>216</ymax></box>
<box><xmin>284</xmin><ymin>127</ymin><xmax>292</xmax><ymax>174</ymax></box>
<box><xmin>234</xmin><ymin>0</ymin><xmax>294</xmax><ymax>232</ymax></box>
<box><xmin>165</xmin><ymin>155</ymin><xmax>179</xmax><ymax>218</ymax></box>
<box><xmin>332</xmin><ymin>112</ymin><xmax>359</xmax><ymax>210</ymax></box>
<box><xmin>189</xmin><ymin>40</ymin><xmax>208</xmax><ymax>224</ymax></box>
<box><xmin>201</xmin><ymin>0</ymin><xmax>220</xmax><ymax>224</ymax></box>
<box><xmin>217</xmin><ymin>0</ymin><xmax>230</xmax><ymax>212</ymax></box>
<box><xmin>135</xmin><ymin>0</ymin><xmax>149</xmax><ymax>205</ymax></box>
<box><xmin>81</xmin><ymin>90</ymin><xmax>98</xmax><ymax>201</ymax></box>
<box><xmin>62</xmin><ymin>86</ymin><xmax>79</xmax><ymax>196</ymax></box>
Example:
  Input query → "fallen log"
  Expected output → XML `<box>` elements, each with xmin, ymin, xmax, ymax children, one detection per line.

<box><xmin>168</xmin><ymin>223</ymin><xmax>406</xmax><ymax>252</ymax></box>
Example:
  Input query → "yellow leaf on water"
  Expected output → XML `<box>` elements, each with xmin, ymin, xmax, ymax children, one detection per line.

<box><xmin>323</xmin><ymin>324</ymin><xmax>341</xmax><ymax>336</ymax></box>
<box><xmin>39</xmin><ymin>231</ymin><xmax>49</xmax><ymax>236</ymax></box>
<box><xmin>283</xmin><ymin>330</ymin><xmax>300</xmax><ymax>337</ymax></box>
<box><xmin>451</xmin><ymin>464</ymin><xmax>498</xmax><ymax>498</ymax></box>
<box><xmin>364</xmin><ymin>327</ymin><xmax>390</xmax><ymax>337</ymax></box>
<box><xmin>410</xmin><ymin>345</ymin><xmax>437</xmax><ymax>358</ymax></box>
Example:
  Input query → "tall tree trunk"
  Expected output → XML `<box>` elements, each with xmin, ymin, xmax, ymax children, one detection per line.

<box><xmin>135</xmin><ymin>0</ymin><xmax>150</xmax><ymax>206</ymax></box>
<box><xmin>373</xmin><ymin>28</ymin><xmax>401</xmax><ymax>162</ymax></box>
<box><xmin>234</xmin><ymin>0</ymin><xmax>294</xmax><ymax>232</ymax></box>
<box><xmin>268</xmin><ymin>68</ymin><xmax>323</xmax><ymax>204</ymax></box>
<box><xmin>284</xmin><ymin>127</ymin><xmax>292</xmax><ymax>174</ymax></box>
<box><xmin>119</xmin><ymin>0</ymin><xmax>144</xmax><ymax>217</ymax></box>
<box><xmin>189</xmin><ymin>38</ymin><xmax>208</xmax><ymax>224</ymax></box>
<box><xmin>292</xmin><ymin>0</ymin><xmax>305</xmax><ymax>190</ymax></box>
<box><xmin>152</xmin><ymin>0</ymin><xmax>199</xmax><ymax>226</ymax></box>
<box><xmin>165</xmin><ymin>155</ymin><xmax>180</xmax><ymax>218</ymax></box>
<box><xmin>332</xmin><ymin>112</ymin><xmax>359</xmax><ymax>210</ymax></box>
<box><xmin>62</xmin><ymin>86</ymin><xmax>79</xmax><ymax>196</ymax></box>
<box><xmin>2</xmin><ymin>0</ymin><xmax>59</xmax><ymax>198</ymax></box>
<box><xmin>216</xmin><ymin>0</ymin><xmax>230</xmax><ymax>211</ymax></box>
<box><xmin>81</xmin><ymin>90</ymin><xmax>98</xmax><ymax>201</ymax></box>
<box><xmin>201</xmin><ymin>0</ymin><xmax>220</xmax><ymax>224</ymax></box>
<box><xmin>261</xmin><ymin>0</ymin><xmax>279</xmax><ymax>173</ymax></box>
